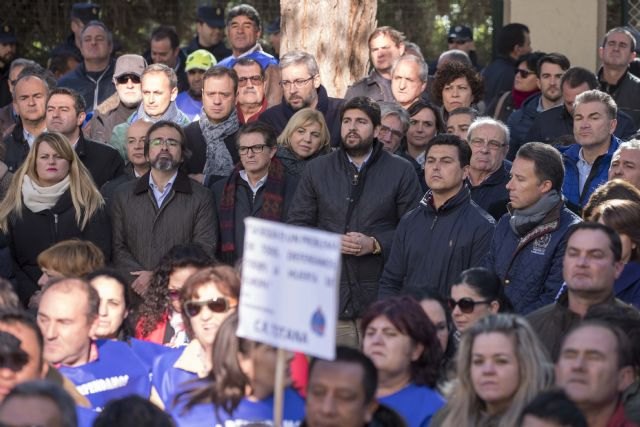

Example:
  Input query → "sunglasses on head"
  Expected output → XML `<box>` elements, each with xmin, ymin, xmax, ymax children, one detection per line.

<box><xmin>515</xmin><ymin>69</ymin><xmax>535</xmax><ymax>79</ymax></box>
<box><xmin>115</xmin><ymin>74</ymin><xmax>141</xmax><ymax>84</ymax></box>
<box><xmin>183</xmin><ymin>297</ymin><xmax>235</xmax><ymax>317</ymax></box>
<box><xmin>447</xmin><ymin>297</ymin><xmax>491</xmax><ymax>313</ymax></box>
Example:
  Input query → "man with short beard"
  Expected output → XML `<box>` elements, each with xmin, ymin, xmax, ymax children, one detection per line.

<box><xmin>88</xmin><ymin>54</ymin><xmax>147</xmax><ymax>144</ymax></box>
<box><xmin>111</xmin><ymin>121</ymin><xmax>216</xmax><ymax>293</ymax></box>
<box><xmin>259</xmin><ymin>50</ymin><xmax>344</xmax><ymax>146</ymax></box>
<box><xmin>288</xmin><ymin>96</ymin><xmax>421</xmax><ymax>347</ymax></box>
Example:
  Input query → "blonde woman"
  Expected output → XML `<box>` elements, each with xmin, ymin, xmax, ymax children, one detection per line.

<box><xmin>0</xmin><ymin>132</ymin><xmax>110</xmax><ymax>306</ymax></box>
<box><xmin>432</xmin><ymin>314</ymin><xmax>553</xmax><ymax>427</ymax></box>
<box><xmin>276</xmin><ymin>108</ymin><xmax>330</xmax><ymax>177</ymax></box>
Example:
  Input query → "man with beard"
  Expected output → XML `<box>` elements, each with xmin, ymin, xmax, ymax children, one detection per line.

<box><xmin>175</xmin><ymin>49</ymin><xmax>217</xmax><ymax>121</ymax></box>
<box><xmin>88</xmin><ymin>54</ymin><xmax>146</xmax><ymax>144</ymax></box>
<box><xmin>233</xmin><ymin>57</ymin><xmax>267</xmax><ymax>123</ymax></box>
<box><xmin>259</xmin><ymin>50</ymin><xmax>344</xmax><ymax>146</ymax></box>
<box><xmin>345</xmin><ymin>26</ymin><xmax>406</xmax><ymax>103</ymax></box>
<box><xmin>45</xmin><ymin>87</ymin><xmax>124</xmax><ymax>188</ymax></box>
<box><xmin>507</xmin><ymin>53</ymin><xmax>570</xmax><ymax>159</ymax></box>
<box><xmin>111</xmin><ymin>121</ymin><xmax>216</xmax><ymax>293</ymax></box>
<box><xmin>288</xmin><ymin>96</ymin><xmax>421</xmax><ymax>346</ymax></box>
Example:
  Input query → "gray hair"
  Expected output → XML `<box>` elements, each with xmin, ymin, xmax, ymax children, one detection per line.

<box><xmin>142</xmin><ymin>63</ymin><xmax>178</xmax><ymax>90</ymax></box>
<box><xmin>613</xmin><ymin>139</ymin><xmax>640</xmax><ymax>158</ymax></box>
<box><xmin>574</xmin><ymin>89</ymin><xmax>618</xmax><ymax>120</ymax></box>
<box><xmin>9</xmin><ymin>58</ymin><xmax>38</xmax><ymax>74</ymax></box>
<box><xmin>468</xmin><ymin>116</ymin><xmax>510</xmax><ymax>146</ymax></box>
<box><xmin>279</xmin><ymin>50</ymin><xmax>320</xmax><ymax>77</ymax></box>
<box><xmin>81</xmin><ymin>20</ymin><xmax>113</xmax><ymax>46</ymax></box>
<box><xmin>379</xmin><ymin>101</ymin><xmax>410</xmax><ymax>133</ymax></box>
<box><xmin>438</xmin><ymin>49</ymin><xmax>472</xmax><ymax>68</ymax></box>
<box><xmin>391</xmin><ymin>55</ymin><xmax>429</xmax><ymax>83</ymax></box>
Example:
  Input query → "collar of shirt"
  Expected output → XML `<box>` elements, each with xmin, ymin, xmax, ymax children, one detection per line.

<box><xmin>239</xmin><ymin>169</ymin><xmax>268</xmax><ymax>194</ymax></box>
<box><xmin>149</xmin><ymin>171</ymin><xmax>178</xmax><ymax>207</ymax></box>
<box><xmin>577</xmin><ymin>148</ymin><xmax>593</xmax><ymax>193</ymax></box>
<box><xmin>234</xmin><ymin>43</ymin><xmax>261</xmax><ymax>60</ymax></box>
<box><xmin>347</xmin><ymin>146</ymin><xmax>373</xmax><ymax>172</ymax></box>
<box><xmin>23</xmin><ymin>128</ymin><xmax>36</xmax><ymax>148</ymax></box>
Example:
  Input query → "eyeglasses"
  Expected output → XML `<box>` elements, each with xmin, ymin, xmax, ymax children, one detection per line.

<box><xmin>448</xmin><ymin>297</ymin><xmax>492</xmax><ymax>313</ymax></box>
<box><xmin>379</xmin><ymin>125</ymin><xmax>403</xmax><ymax>140</ymax></box>
<box><xmin>115</xmin><ymin>74</ymin><xmax>141</xmax><ymax>85</ymax></box>
<box><xmin>168</xmin><ymin>289</ymin><xmax>180</xmax><ymax>300</ymax></box>
<box><xmin>149</xmin><ymin>138</ymin><xmax>180</xmax><ymax>148</ymax></box>
<box><xmin>239</xmin><ymin>144</ymin><xmax>268</xmax><ymax>155</ymax></box>
<box><xmin>469</xmin><ymin>137</ymin><xmax>507</xmax><ymax>151</ymax></box>
<box><xmin>183</xmin><ymin>297</ymin><xmax>235</xmax><ymax>317</ymax></box>
<box><xmin>515</xmin><ymin>69</ymin><xmax>535</xmax><ymax>79</ymax></box>
<box><xmin>279</xmin><ymin>75</ymin><xmax>315</xmax><ymax>90</ymax></box>
<box><xmin>238</xmin><ymin>75</ymin><xmax>264</xmax><ymax>87</ymax></box>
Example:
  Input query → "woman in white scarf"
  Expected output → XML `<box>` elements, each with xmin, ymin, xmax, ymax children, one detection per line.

<box><xmin>0</xmin><ymin>132</ymin><xmax>110</xmax><ymax>306</ymax></box>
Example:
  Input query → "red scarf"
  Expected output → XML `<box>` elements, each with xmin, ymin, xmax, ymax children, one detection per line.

<box><xmin>512</xmin><ymin>88</ymin><xmax>539</xmax><ymax>109</ymax></box>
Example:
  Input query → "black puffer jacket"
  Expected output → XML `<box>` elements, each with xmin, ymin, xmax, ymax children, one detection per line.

<box><xmin>287</xmin><ymin>140</ymin><xmax>421</xmax><ymax>319</ymax></box>
<box><xmin>7</xmin><ymin>189</ymin><xmax>111</xmax><ymax>305</ymax></box>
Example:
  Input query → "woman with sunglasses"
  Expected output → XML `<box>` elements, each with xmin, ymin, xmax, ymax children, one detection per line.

<box><xmin>488</xmin><ymin>52</ymin><xmax>544</xmax><ymax>123</ymax></box>
<box><xmin>172</xmin><ymin>312</ymin><xmax>305</xmax><ymax>426</ymax></box>
<box><xmin>276</xmin><ymin>108</ymin><xmax>331</xmax><ymax>178</ymax></box>
<box><xmin>449</xmin><ymin>267</ymin><xmax>513</xmax><ymax>339</ymax></box>
<box><xmin>431</xmin><ymin>61</ymin><xmax>483</xmax><ymax>122</ymax></box>
<box><xmin>135</xmin><ymin>244</ymin><xmax>212</xmax><ymax>346</ymax></box>
<box><xmin>152</xmin><ymin>265</ymin><xmax>240</xmax><ymax>410</ymax></box>
<box><xmin>361</xmin><ymin>296</ymin><xmax>445</xmax><ymax>427</ymax></box>
<box><xmin>431</xmin><ymin>314</ymin><xmax>553</xmax><ymax>427</ymax></box>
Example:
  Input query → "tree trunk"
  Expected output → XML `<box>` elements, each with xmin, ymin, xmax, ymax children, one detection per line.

<box><xmin>280</xmin><ymin>0</ymin><xmax>377</xmax><ymax>98</ymax></box>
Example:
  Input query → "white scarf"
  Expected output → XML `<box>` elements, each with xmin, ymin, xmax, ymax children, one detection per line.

<box><xmin>22</xmin><ymin>175</ymin><xmax>71</xmax><ymax>212</ymax></box>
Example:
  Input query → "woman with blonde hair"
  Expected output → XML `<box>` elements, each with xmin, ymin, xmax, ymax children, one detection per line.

<box><xmin>0</xmin><ymin>131</ymin><xmax>110</xmax><ymax>306</ymax></box>
<box><xmin>432</xmin><ymin>314</ymin><xmax>553</xmax><ymax>427</ymax></box>
<box><xmin>276</xmin><ymin>108</ymin><xmax>331</xmax><ymax>177</ymax></box>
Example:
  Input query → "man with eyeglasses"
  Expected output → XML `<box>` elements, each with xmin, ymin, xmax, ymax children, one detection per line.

<box><xmin>260</xmin><ymin>50</ymin><xmax>344</xmax><ymax>147</ymax></box>
<box><xmin>111</xmin><ymin>120</ymin><xmax>216</xmax><ymax>293</ymax></box>
<box><xmin>527</xmin><ymin>222</ymin><xmax>629</xmax><ymax>360</ymax></box>
<box><xmin>184</xmin><ymin>66</ymin><xmax>241</xmax><ymax>186</ymax></box>
<box><xmin>87</xmin><ymin>54</ymin><xmax>146</xmax><ymax>144</ymax></box>
<box><xmin>466</xmin><ymin>117</ymin><xmax>511</xmax><ymax>220</ymax></box>
<box><xmin>483</xmin><ymin>142</ymin><xmax>581</xmax><ymax>314</ymax></box>
<box><xmin>175</xmin><ymin>49</ymin><xmax>217</xmax><ymax>121</ymax></box>
<box><xmin>58</xmin><ymin>21</ymin><xmax>116</xmax><ymax>112</ymax></box>
<box><xmin>212</xmin><ymin>121</ymin><xmax>296</xmax><ymax>265</ymax></box>
<box><xmin>289</xmin><ymin>97</ymin><xmax>421</xmax><ymax>346</ymax></box>
<box><xmin>598</xmin><ymin>27</ymin><xmax>640</xmax><ymax>128</ymax></box>
<box><xmin>379</xmin><ymin>133</ymin><xmax>494</xmax><ymax>300</ymax></box>
<box><xmin>233</xmin><ymin>57</ymin><xmax>267</xmax><ymax>124</ymax></box>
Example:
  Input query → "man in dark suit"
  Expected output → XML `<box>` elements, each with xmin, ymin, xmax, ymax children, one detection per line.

<box><xmin>45</xmin><ymin>87</ymin><xmax>124</xmax><ymax>188</ymax></box>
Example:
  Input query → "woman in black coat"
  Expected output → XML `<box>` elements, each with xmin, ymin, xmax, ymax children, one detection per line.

<box><xmin>0</xmin><ymin>131</ymin><xmax>110</xmax><ymax>305</ymax></box>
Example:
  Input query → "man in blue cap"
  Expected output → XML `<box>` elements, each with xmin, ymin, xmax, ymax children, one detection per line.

<box><xmin>52</xmin><ymin>3</ymin><xmax>101</xmax><ymax>62</ymax></box>
<box><xmin>447</xmin><ymin>24</ymin><xmax>481</xmax><ymax>71</ymax></box>
<box><xmin>184</xmin><ymin>5</ymin><xmax>231</xmax><ymax>61</ymax></box>
<box><xmin>0</xmin><ymin>23</ymin><xmax>18</xmax><ymax>108</ymax></box>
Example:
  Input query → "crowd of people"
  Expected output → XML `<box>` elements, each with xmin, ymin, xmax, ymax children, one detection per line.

<box><xmin>1</xmin><ymin>2</ymin><xmax>640</xmax><ymax>427</ymax></box>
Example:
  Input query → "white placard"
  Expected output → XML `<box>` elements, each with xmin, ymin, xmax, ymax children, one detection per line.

<box><xmin>237</xmin><ymin>217</ymin><xmax>341</xmax><ymax>360</ymax></box>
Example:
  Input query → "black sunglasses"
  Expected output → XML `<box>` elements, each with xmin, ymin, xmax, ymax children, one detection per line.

<box><xmin>183</xmin><ymin>297</ymin><xmax>235</xmax><ymax>317</ymax></box>
<box><xmin>115</xmin><ymin>74</ymin><xmax>141</xmax><ymax>84</ymax></box>
<box><xmin>515</xmin><ymin>69</ymin><xmax>535</xmax><ymax>79</ymax></box>
<box><xmin>447</xmin><ymin>297</ymin><xmax>491</xmax><ymax>314</ymax></box>
<box><xmin>0</xmin><ymin>351</ymin><xmax>28</xmax><ymax>372</ymax></box>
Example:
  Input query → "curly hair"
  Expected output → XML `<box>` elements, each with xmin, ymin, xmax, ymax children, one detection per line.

<box><xmin>136</xmin><ymin>244</ymin><xmax>212</xmax><ymax>338</ymax></box>
<box><xmin>361</xmin><ymin>296</ymin><xmax>442</xmax><ymax>388</ymax></box>
<box><xmin>430</xmin><ymin>61</ymin><xmax>483</xmax><ymax>110</ymax></box>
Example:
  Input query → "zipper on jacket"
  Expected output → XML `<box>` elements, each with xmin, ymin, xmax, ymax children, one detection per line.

<box><xmin>430</xmin><ymin>215</ymin><xmax>438</xmax><ymax>230</ymax></box>
<box><xmin>53</xmin><ymin>213</ymin><xmax>59</xmax><ymax>237</ymax></box>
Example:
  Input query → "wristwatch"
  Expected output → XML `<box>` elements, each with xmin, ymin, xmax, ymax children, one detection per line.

<box><xmin>371</xmin><ymin>237</ymin><xmax>382</xmax><ymax>255</ymax></box>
